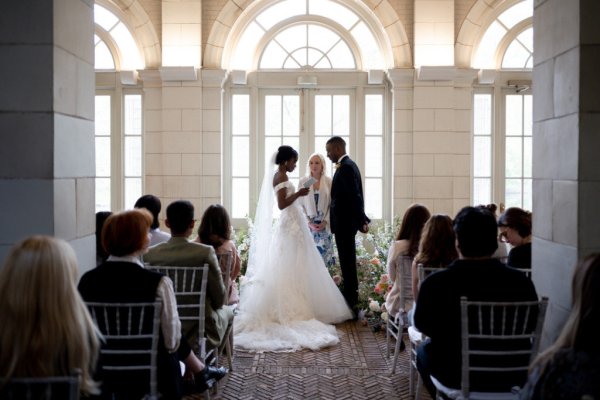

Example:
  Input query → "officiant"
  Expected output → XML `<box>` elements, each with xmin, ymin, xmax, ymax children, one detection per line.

<box><xmin>299</xmin><ymin>152</ymin><xmax>336</xmax><ymax>269</ymax></box>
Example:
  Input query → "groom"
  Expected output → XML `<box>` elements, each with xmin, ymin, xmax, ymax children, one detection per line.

<box><xmin>326</xmin><ymin>136</ymin><xmax>370</xmax><ymax>319</ymax></box>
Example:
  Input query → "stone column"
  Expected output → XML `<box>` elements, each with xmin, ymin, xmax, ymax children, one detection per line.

<box><xmin>533</xmin><ymin>0</ymin><xmax>600</xmax><ymax>346</ymax></box>
<box><xmin>0</xmin><ymin>0</ymin><xmax>95</xmax><ymax>271</ymax></box>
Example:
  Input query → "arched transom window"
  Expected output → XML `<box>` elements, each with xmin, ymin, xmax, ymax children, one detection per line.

<box><xmin>473</xmin><ymin>0</ymin><xmax>533</xmax><ymax>69</ymax></box>
<box><xmin>227</xmin><ymin>0</ymin><xmax>387</xmax><ymax>71</ymax></box>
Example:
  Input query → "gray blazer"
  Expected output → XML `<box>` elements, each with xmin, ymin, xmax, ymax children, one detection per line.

<box><xmin>144</xmin><ymin>237</ymin><xmax>232</xmax><ymax>349</ymax></box>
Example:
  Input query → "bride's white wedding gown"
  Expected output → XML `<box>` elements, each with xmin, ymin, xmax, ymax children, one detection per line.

<box><xmin>234</xmin><ymin>180</ymin><xmax>353</xmax><ymax>352</ymax></box>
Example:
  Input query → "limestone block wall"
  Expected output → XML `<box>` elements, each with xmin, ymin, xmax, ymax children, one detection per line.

<box><xmin>0</xmin><ymin>0</ymin><xmax>96</xmax><ymax>271</ymax></box>
<box><xmin>143</xmin><ymin>70</ymin><xmax>225</xmax><ymax>223</ymax></box>
<box><xmin>390</xmin><ymin>68</ymin><xmax>473</xmax><ymax>220</ymax></box>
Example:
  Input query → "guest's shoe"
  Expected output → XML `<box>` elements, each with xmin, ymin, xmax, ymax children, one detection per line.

<box><xmin>194</xmin><ymin>366</ymin><xmax>228</xmax><ymax>392</ymax></box>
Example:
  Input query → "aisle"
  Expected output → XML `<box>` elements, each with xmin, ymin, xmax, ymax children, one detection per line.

<box><xmin>189</xmin><ymin>320</ymin><xmax>427</xmax><ymax>399</ymax></box>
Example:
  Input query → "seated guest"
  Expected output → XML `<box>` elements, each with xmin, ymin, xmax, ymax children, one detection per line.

<box><xmin>145</xmin><ymin>200</ymin><xmax>234</xmax><ymax>351</ymax></box>
<box><xmin>498</xmin><ymin>207</ymin><xmax>532</xmax><ymax>269</ymax></box>
<box><xmin>411</xmin><ymin>214</ymin><xmax>458</xmax><ymax>300</ymax></box>
<box><xmin>135</xmin><ymin>194</ymin><xmax>171</xmax><ymax>246</ymax></box>
<box><xmin>79</xmin><ymin>209</ymin><xmax>226</xmax><ymax>399</ymax></box>
<box><xmin>414</xmin><ymin>206</ymin><xmax>538</xmax><ymax>397</ymax></box>
<box><xmin>385</xmin><ymin>203</ymin><xmax>430</xmax><ymax>318</ymax></box>
<box><xmin>0</xmin><ymin>236</ymin><xmax>100</xmax><ymax>396</ymax></box>
<box><xmin>196</xmin><ymin>204</ymin><xmax>241</xmax><ymax>305</ymax></box>
<box><xmin>96</xmin><ymin>211</ymin><xmax>112</xmax><ymax>266</ymax></box>
<box><xmin>521</xmin><ymin>253</ymin><xmax>600</xmax><ymax>399</ymax></box>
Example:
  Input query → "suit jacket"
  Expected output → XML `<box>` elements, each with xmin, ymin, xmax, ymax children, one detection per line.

<box><xmin>330</xmin><ymin>155</ymin><xmax>370</xmax><ymax>234</ymax></box>
<box><xmin>144</xmin><ymin>237</ymin><xmax>230</xmax><ymax>349</ymax></box>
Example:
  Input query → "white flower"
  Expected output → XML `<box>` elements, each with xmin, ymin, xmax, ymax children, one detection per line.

<box><xmin>381</xmin><ymin>312</ymin><xmax>389</xmax><ymax>322</ymax></box>
<box><xmin>369</xmin><ymin>300</ymin><xmax>381</xmax><ymax>313</ymax></box>
<box><xmin>239</xmin><ymin>275</ymin><xmax>248</xmax><ymax>287</ymax></box>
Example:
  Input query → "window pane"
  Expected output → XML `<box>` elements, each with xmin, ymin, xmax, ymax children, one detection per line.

<box><xmin>124</xmin><ymin>95</ymin><xmax>142</xmax><ymax>135</ymax></box>
<box><xmin>307</xmin><ymin>48</ymin><xmax>325</xmax><ymax>67</ymax></box>
<box><xmin>308</xmin><ymin>24</ymin><xmax>341</xmax><ymax>53</ymax></box>
<box><xmin>124</xmin><ymin>136</ymin><xmax>142</xmax><ymax>176</ymax></box>
<box><xmin>111</xmin><ymin>22</ymin><xmax>143</xmax><ymax>70</ymax></box>
<box><xmin>94</xmin><ymin>4</ymin><xmax>118</xmax><ymax>31</ymax></box>
<box><xmin>473</xmin><ymin>94</ymin><xmax>491</xmax><ymax>136</ymax></box>
<box><xmin>96</xmin><ymin>178</ymin><xmax>111</xmax><ymax>212</ymax></box>
<box><xmin>232</xmin><ymin>95</ymin><xmax>249</xmax><ymax>135</ymax></box>
<box><xmin>497</xmin><ymin>1</ymin><xmax>533</xmax><ymax>30</ymax></box>
<box><xmin>315</xmin><ymin>95</ymin><xmax>332</xmax><ymax>135</ymax></box>
<box><xmin>505</xmin><ymin>178</ymin><xmax>522</xmax><ymax>208</ymax></box>
<box><xmin>350</xmin><ymin>21</ymin><xmax>383</xmax><ymax>69</ymax></box>
<box><xmin>232</xmin><ymin>137</ymin><xmax>249</xmax><ymax>177</ymax></box>
<box><xmin>365</xmin><ymin>94</ymin><xmax>382</xmax><ymax>136</ymax></box>
<box><xmin>260</xmin><ymin>41</ymin><xmax>288</xmax><ymax>69</ymax></box>
<box><xmin>506</xmin><ymin>95</ymin><xmax>523</xmax><ymax>136</ymax></box>
<box><xmin>473</xmin><ymin>178</ymin><xmax>491</xmax><ymax>206</ymax></box>
<box><xmin>314</xmin><ymin>136</ymin><xmax>334</xmax><ymax>176</ymax></box>
<box><xmin>524</xmin><ymin>137</ymin><xmax>532</xmax><ymax>178</ymax></box>
<box><xmin>256</xmin><ymin>0</ymin><xmax>305</xmax><ymax>30</ymax></box>
<box><xmin>523</xmin><ymin>178</ymin><xmax>532</xmax><ymax>211</ymax></box>
<box><xmin>124</xmin><ymin>178</ymin><xmax>142</xmax><ymax>210</ymax></box>
<box><xmin>473</xmin><ymin>136</ymin><xmax>491</xmax><ymax>177</ymax></box>
<box><xmin>289</xmin><ymin>48</ymin><xmax>307</xmax><ymax>68</ymax></box>
<box><xmin>474</xmin><ymin>21</ymin><xmax>507</xmax><ymax>69</ymax></box>
<box><xmin>332</xmin><ymin>95</ymin><xmax>349</xmax><ymax>135</ymax></box>
<box><xmin>365</xmin><ymin>178</ymin><xmax>382</xmax><ymax>219</ymax></box>
<box><xmin>282</xmin><ymin>95</ymin><xmax>299</xmax><ymax>136</ymax></box>
<box><xmin>95</xmin><ymin>137</ymin><xmax>111</xmax><ymax>177</ymax></box>
<box><xmin>327</xmin><ymin>40</ymin><xmax>356</xmax><ymax>69</ymax></box>
<box><xmin>95</xmin><ymin>38</ymin><xmax>115</xmax><ymax>70</ymax></box>
<box><xmin>232</xmin><ymin>178</ymin><xmax>249</xmax><ymax>218</ymax></box>
<box><xmin>309</xmin><ymin>0</ymin><xmax>359</xmax><ymax>30</ymax></box>
<box><xmin>502</xmin><ymin>39</ymin><xmax>531</xmax><ymax>69</ymax></box>
<box><xmin>505</xmin><ymin>137</ymin><xmax>523</xmax><ymax>178</ymax></box>
<box><xmin>265</xmin><ymin>96</ymin><xmax>281</xmax><ymax>136</ymax></box>
<box><xmin>524</xmin><ymin>95</ymin><xmax>532</xmax><ymax>136</ymax></box>
<box><xmin>277</xmin><ymin>25</ymin><xmax>307</xmax><ymax>58</ymax></box>
<box><xmin>265</xmin><ymin>137</ymin><xmax>282</xmax><ymax>166</ymax></box>
<box><xmin>365</xmin><ymin>137</ymin><xmax>382</xmax><ymax>177</ymax></box>
<box><xmin>95</xmin><ymin>95</ymin><xmax>111</xmax><ymax>136</ymax></box>
<box><xmin>232</xmin><ymin>22</ymin><xmax>264</xmax><ymax>70</ymax></box>
<box><xmin>314</xmin><ymin>57</ymin><xmax>333</xmax><ymax>69</ymax></box>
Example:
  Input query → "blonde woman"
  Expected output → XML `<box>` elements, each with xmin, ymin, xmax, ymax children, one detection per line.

<box><xmin>0</xmin><ymin>236</ymin><xmax>100</xmax><ymax>396</ymax></box>
<box><xmin>299</xmin><ymin>152</ymin><xmax>336</xmax><ymax>268</ymax></box>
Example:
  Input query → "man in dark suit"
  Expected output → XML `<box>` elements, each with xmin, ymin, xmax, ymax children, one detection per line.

<box><xmin>326</xmin><ymin>136</ymin><xmax>370</xmax><ymax>318</ymax></box>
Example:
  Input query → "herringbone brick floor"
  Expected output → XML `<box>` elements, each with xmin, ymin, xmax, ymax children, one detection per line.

<box><xmin>187</xmin><ymin>321</ymin><xmax>433</xmax><ymax>400</ymax></box>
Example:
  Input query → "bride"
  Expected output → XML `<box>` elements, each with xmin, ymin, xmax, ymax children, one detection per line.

<box><xmin>234</xmin><ymin>145</ymin><xmax>353</xmax><ymax>352</ymax></box>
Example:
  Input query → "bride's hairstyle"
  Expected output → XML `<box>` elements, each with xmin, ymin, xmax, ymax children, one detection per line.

<box><xmin>275</xmin><ymin>145</ymin><xmax>298</xmax><ymax>164</ymax></box>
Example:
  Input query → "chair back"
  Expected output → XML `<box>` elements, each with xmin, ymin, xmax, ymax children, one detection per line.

<box><xmin>459</xmin><ymin>296</ymin><xmax>548</xmax><ymax>398</ymax></box>
<box><xmin>396</xmin><ymin>255</ymin><xmax>414</xmax><ymax>308</ymax></box>
<box><xmin>147</xmin><ymin>265</ymin><xmax>209</xmax><ymax>358</ymax></box>
<box><xmin>0</xmin><ymin>372</ymin><xmax>80</xmax><ymax>400</ymax></box>
<box><xmin>417</xmin><ymin>264</ymin><xmax>442</xmax><ymax>287</ymax></box>
<box><xmin>86</xmin><ymin>301</ymin><xmax>160</xmax><ymax>399</ymax></box>
<box><xmin>216</xmin><ymin>251</ymin><xmax>233</xmax><ymax>305</ymax></box>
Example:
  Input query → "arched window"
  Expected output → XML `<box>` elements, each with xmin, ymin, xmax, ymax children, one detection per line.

<box><xmin>94</xmin><ymin>3</ymin><xmax>144</xmax><ymax>212</ymax></box>
<box><xmin>224</xmin><ymin>0</ymin><xmax>392</xmax><ymax>224</ymax></box>
<box><xmin>471</xmin><ymin>0</ymin><xmax>533</xmax><ymax>211</ymax></box>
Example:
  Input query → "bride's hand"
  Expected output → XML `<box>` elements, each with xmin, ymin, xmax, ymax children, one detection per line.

<box><xmin>297</xmin><ymin>187</ymin><xmax>309</xmax><ymax>197</ymax></box>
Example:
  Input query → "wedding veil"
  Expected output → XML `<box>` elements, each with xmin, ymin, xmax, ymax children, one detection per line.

<box><xmin>245</xmin><ymin>152</ymin><xmax>277</xmax><ymax>279</ymax></box>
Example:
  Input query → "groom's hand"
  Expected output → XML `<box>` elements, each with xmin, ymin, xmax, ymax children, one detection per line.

<box><xmin>359</xmin><ymin>223</ymin><xmax>369</xmax><ymax>233</ymax></box>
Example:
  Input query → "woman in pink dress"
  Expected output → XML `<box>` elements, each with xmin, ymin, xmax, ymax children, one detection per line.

<box><xmin>196</xmin><ymin>204</ymin><xmax>241</xmax><ymax>305</ymax></box>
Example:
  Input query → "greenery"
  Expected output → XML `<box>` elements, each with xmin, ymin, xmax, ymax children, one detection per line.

<box><xmin>233</xmin><ymin>217</ymin><xmax>399</xmax><ymax>325</ymax></box>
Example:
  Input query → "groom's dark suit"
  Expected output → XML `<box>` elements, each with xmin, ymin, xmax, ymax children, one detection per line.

<box><xmin>330</xmin><ymin>155</ymin><xmax>370</xmax><ymax>312</ymax></box>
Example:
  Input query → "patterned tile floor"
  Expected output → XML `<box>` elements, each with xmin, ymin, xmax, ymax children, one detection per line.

<box><xmin>187</xmin><ymin>321</ymin><xmax>433</xmax><ymax>400</ymax></box>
